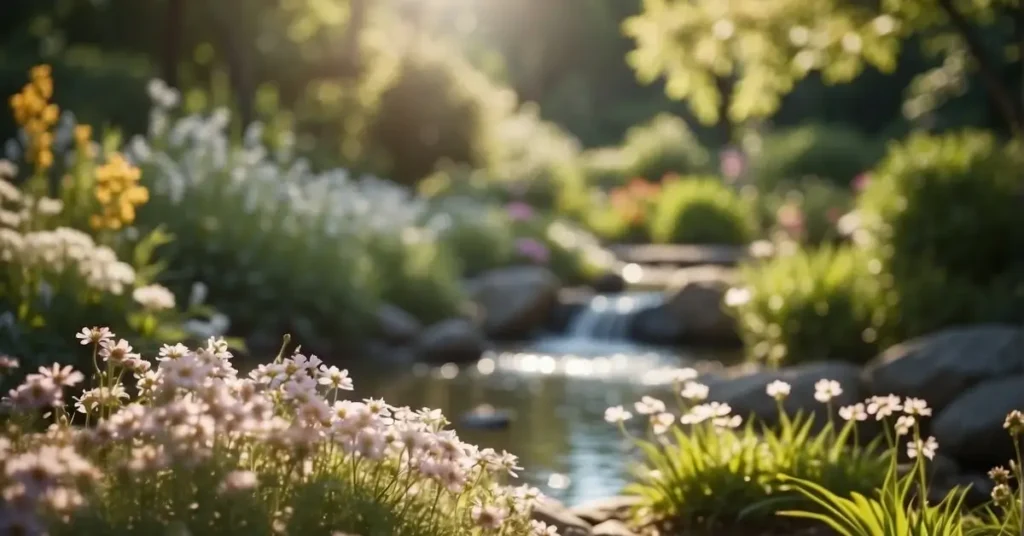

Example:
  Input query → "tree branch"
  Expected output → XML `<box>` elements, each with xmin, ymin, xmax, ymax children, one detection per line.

<box><xmin>936</xmin><ymin>0</ymin><xmax>1024</xmax><ymax>134</ymax></box>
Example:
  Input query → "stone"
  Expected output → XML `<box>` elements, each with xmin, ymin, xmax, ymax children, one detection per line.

<box><xmin>466</xmin><ymin>266</ymin><xmax>560</xmax><ymax>340</ymax></box>
<box><xmin>932</xmin><ymin>375</ymin><xmax>1024</xmax><ymax>469</ymax></box>
<box><xmin>569</xmin><ymin>496</ymin><xmax>640</xmax><ymax>526</ymax></box>
<box><xmin>863</xmin><ymin>325</ymin><xmax>1024</xmax><ymax>413</ymax></box>
<box><xmin>374</xmin><ymin>303</ymin><xmax>422</xmax><ymax>344</ymax></box>
<box><xmin>703</xmin><ymin>361</ymin><xmax>863</xmax><ymax>425</ymax></box>
<box><xmin>532</xmin><ymin>498</ymin><xmax>593</xmax><ymax>536</ymax></box>
<box><xmin>629</xmin><ymin>265</ymin><xmax>738</xmax><ymax>345</ymax></box>
<box><xmin>896</xmin><ymin>453</ymin><xmax>961</xmax><ymax>487</ymax></box>
<box><xmin>928</xmin><ymin>473</ymin><xmax>994</xmax><ymax>509</ymax></box>
<box><xmin>592</xmin><ymin>520</ymin><xmax>636</xmax><ymax>536</ymax></box>
<box><xmin>459</xmin><ymin>404</ymin><xmax>513</xmax><ymax>430</ymax></box>
<box><xmin>592</xmin><ymin>272</ymin><xmax>626</xmax><ymax>293</ymax></box>
<box><xmin>547</xmin><ymin>288</ymin><xmax>593</xmax><ymax>333</ymax></box>
<box><xmin>414</xmin><ymin>319</ymin><xmax>487</xmax><ymax>364</ymax></box>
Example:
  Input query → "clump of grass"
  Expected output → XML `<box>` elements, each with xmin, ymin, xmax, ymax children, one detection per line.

<box><xmin>607</xmin><ymin>369</ymin><xmax>888</xmax><ymax>532</ymax></box>
<box><xmin>0</xmin><ymin>328</ymin><xmax>560</xmax><ymax>536</ymax></box>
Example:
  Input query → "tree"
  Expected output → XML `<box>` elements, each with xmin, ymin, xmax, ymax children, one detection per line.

<box><xmin>625</xmin><ymin>0</ymin><xmax>1024</xmax><ymax>136</ymax></box>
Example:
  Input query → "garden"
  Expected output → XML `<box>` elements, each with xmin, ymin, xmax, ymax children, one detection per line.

<box><xmin>1</xmin><ymin>0</ymin><xmax>1024</xmax><ymax>535</ymax></box>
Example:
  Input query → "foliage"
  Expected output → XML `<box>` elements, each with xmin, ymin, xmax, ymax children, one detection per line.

<box><xmin>728</xmin><ymin>246</ymin><xmax>886</xmax><ymax>366</ymax></box>
<box><xmin>747</xmin><ymin>124</ymin><xmax>883</xmax><ymax>191</ymax></box>
<box><xmin>856</xmin><ymin>130</ymin><xmax>1024</xmax><ymax>340</ymax></box>
<box><xmin>608</xmin><ymin>371</ymin><xmax>887</xmax><ymax>531</ymax></box>
<box><xmin>649</xmin><ymin>177</ymin><xmax>755</xmax><ymax>245</ymax></box>
<box><xmin>755</xmin><ymin>177</ymin><xmax>855</xmax><ymax>246</ymax></box>
<box><xmin>365</xmin><ymin>234</ymin><xmax>465</xmax><ymax>326</ymax></box>
<box><xmin>0</xmin><ymin>66</ymin><xmax>214</xmax><ymax>372</ymax></box>
<box><xmin>586</xmin><ymin>178</ymin><xmax>663</xmax><ymax>243</ymax></box>
<box><xmin>0</xmin><ymin>328</ymin><xmax>554</xmax><ymax>536</ymax></box>
<box><xmin>427</xmin><ymin>197</ymin><xmax>516</xmax><ymax>278</ymax></box>
<box><xmin>623</xmin><ymin>0</ymin><xmax>1024</xmax><ymax>134</ymax></box>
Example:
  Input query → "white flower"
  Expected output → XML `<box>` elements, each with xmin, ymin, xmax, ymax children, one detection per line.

<box><xmin>666</xmin><ymin>367</ymin><xmax>698</xmax><ymax>383</ymax></box>
<box><xmin>317</xmin><ymin>365</ymin><xmax>354</xmax><ymax>390</ymax></box>
<box><xmin>651</xmin><ymin>412</ymin><xmax>675</xmax><ymax>435</ymax></box>
<box><xmin>680</xmin><ymin>381</ymin><xmax>709</xmax><ymax>402</ymax></box>
<box><xmin>866</xmin><ymin>394</ymin><xmax>903</xmax><ymax>420</ymax></box>
<box><xmin>907</xmin><ymin>436</ymin><xmax>938</xmax><ymax>460</ymax></box>
<box><xmin>724</xmin><ymin>287</ymin><xmax>751</xmax><ymax>307</ymax></box>
<box><xmin>604</xmin><ymin>406</ymin><xmax>632</xmax><ymax>424</ymax></box>
<box><xmin>530</xmin><ymin>520</ymin><xmax>560</xmax><ymax>536</ymax></box>
<box><xmin>132</xmin><ymin>284</ymin><xmax>176</xmax><ymax>311</ymax></box>
<box><xmin>471</xmin><ymin>502</ymin><xmax>508</xmax><ymax>530</ymax></box>
<box><xmin>813</xmin><ymin>379</ymin><xmax>843</xmax><ymax>403</ymax></box>
<box><xmin>902</xmin><ymin>397</ymin><xmax>931</xmax><ymax>417</ymax></box>
<box><xmin>838</xmin><ymin>403</ymin><xmax>868</xmax><ymax>422</ymax></box>
<box><xmin>895</xmin><ymin>415</ymin><xmax>915</xmax><ymax>436</ymax></box>
<box><xmin>75</xmin><ymin>327</ymin><xmax>113</xmax><ymax>346</ymax></box>
<box><xmin>765</xmin><ymin>380</ymin><xmax>791</xmax><ymax>400</ymax></box>
<box><xmin>634</xmin><ymin>396</ymin><xmax>666</xmax><ymax>415</ymax></box>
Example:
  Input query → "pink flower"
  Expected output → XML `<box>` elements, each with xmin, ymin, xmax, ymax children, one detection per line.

<box><xmin>719</xmin><ymin>148</ymin><xmax>747</xmax><ymax>181</ymax></box>
<box><xmin>776</xmin><ymin>203</ymin><xmax>805</xmax><ymax>238</ymax></box>
<box><xmin>852</xmin><ymin>172</ymin><xmax>870</xmax><ymax>192</ymax></box>
<box><xmin>515</xmin><ymin>238</ymin><xmax>550</xmax><ymax>264</ymax></box>
<box><xmin>505</xmin><ymin>202</ymin><xmax>534</xmax><ymax>222</ymax></box>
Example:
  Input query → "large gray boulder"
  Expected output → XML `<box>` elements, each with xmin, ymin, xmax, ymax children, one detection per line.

<box><xmin>466</xmin><ymin>266</ymin><xmax>560</xmax><ymax>339</ymax></box>
<box><xmin>414</xmin><ymin>319</ymin><xmax>486</xmax><ymax>364</ymax></box>
<box><xmin>373</xmin><ymin>303</ymin><xmax>422</xmax><ymax>344</ymax></box>
<box><xmin>703</xmin><ymin>361</ymin><xmax>864</xmax><ymax>425</ymax></box>
<box><xmin>863</xmin><ymin>325</ymin><xmax>1024</xmax><ymax>413</ymax></box>
<box><xmin>630</xmin><ymin>265</ymin><xmax>738</xmax><ymax>345</ymax></box>
<box><xmin>932</xmin><ymin>375</ymin><xmax>1024</xmax><ymax>469</ymax></box>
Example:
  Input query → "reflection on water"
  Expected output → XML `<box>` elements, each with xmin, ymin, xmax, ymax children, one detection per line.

<box><xmin>349</xmin><ymin>337</ymin><xmax>739</xmax><ymax>505</ymax></box>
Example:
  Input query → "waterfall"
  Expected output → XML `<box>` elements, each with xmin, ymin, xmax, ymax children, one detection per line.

<box><xmin>566</xmin><ymin>292</ymin><xmax>664</xmax><ymax>341</ymax></box>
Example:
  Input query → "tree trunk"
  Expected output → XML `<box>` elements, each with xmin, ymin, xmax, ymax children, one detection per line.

<box><xmin>209</xmin><ymin>2</ymin><xmax>255</xmax><ymax>127</ymax></box>
<box><xmin>937</xmin><ymin>0</ymin><xmax>1024</xmax><ymax>135</ymax></box>
<box><xmin>716</xmin><ymin>75</ymin><xmax>735</xmax><ymax>144</ymax></box>
<box><xmin>340</xmin><ymin>0</ymin><xmax>367</xmax><ymax>79</ymax></box>
<box><xmin>162</xmin><ymin>0</ymin><xmax>185</xmax><ymax>87</ymax></box>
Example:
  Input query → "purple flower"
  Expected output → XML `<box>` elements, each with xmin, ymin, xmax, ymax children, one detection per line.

<box><xmin>719</xmin><ymin>148</ymin><xmax>747</xmax><ymax>181</ymax></box>
<box><xmin>515</xmin><ymin>238</ymin><xmax>550</xmax><ymax>264</ymax></box>
<box><xmin>852</xmin><ymin>172</ymin><xmax>870</xmax><ymax>192</ymax></box>
<box><xmin>505</xmin><ymin>202</ymin><xmax>535</xmax><ymax>222</ymax></box>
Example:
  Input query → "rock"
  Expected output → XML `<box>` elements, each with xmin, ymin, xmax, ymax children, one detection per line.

<box><xmin>547</xmin><ymin>288</ymin><xmax>593</xmax><ymax>333</ymax></box>
<box><xmin>592</xmin><ymin>520</ymin><xmax>636</xmax><ymax>536</ymax></box>
<box><xmin>569</xmin><ymin>496</ymin><xmax>640</xmax><ymax>526</ymax></box>
<box><xmin>863</xmin><ymin>325</ymin><xmax>1024</xmax><ymax>413</ymax></box>
<box><xmin>928</xmin><ymin>473</ymin><xmax>993</xmax><ymax>509</ymax></box>
<box><xmin>532</xmin><ymin>498</ymin><xmax>593</xmax><ymax>536</ymax></box>
<box><xmin>592</xmin><ymin>272</ymin><xmax>626</xmax><ymax>293</ymax></box>
<box><xmin>703</xmin><ymin>361</ymin><xmax>863</xmax><ymax>425</ymax></box>
<box><xmin>459</xmin><ymin>404</ymin><xmax>513</xmax><ymax>430</ymax></box>
<box><xmin>374</xmin><ymin>304</ymin><xmax>422</xmax><ymax>344</ymax></box>
<box><xmin>932</xmin><ymin>375</ymin><xmax>1024</xmax><ymax>469</ymax></box>
<box><xmin>897</xmin><ymin>453</ymin><xmax>961</xmax><ymax>486</ymax></box>
<box><xmin>629</xmin><ymin>265</ymin><xmax>738</xmax><ymax>345</ymax></box>
<box><xmin>467</xmin><ymin>266</ymin><xmax>560</xmax><ymax>339</ymax></box>
<box><xmin>414</xmin><ymin>319</ymin><xmax>486</xmax><ymax>364</ymax></box>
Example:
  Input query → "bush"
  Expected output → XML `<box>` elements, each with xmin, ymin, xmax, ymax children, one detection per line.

<box><xmin>755</xmin><ymin>177</ymin><xmax>854</xmax><ymax>246</ymax></box>
<box><xmin>857</xmin><ymin>130</ymin><xmax>1024</xmax><ymax>339</ymax></box>
<box><xmin>608</xmin><ymin>371</ymin><xmax>887</xmax><ymax>531</ymax></box>
<box><xmin>428</xmin><ymin>197</ymin><xmax>516</xmax><ymax>278</ymax></box>
<box><xmin>649</xmin><ymin>177</ymin><xmax>755</xmax><ymax>245</ymax></box>
<box><xmin>0</xmin><ymin>329</ymin><xmax>550</xmax><ymax>536</ymax></box>
<box><xmin>728</xmin><ymin>247</ymin><xmax>886</xmax><ymax>366</ymax></box>
<box><xmin>748</xmin><ymin>124</ymin><xmax>882</xmax><ymax>191</ymax></box>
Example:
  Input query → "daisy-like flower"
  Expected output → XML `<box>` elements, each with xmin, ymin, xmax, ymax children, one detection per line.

<box><xmin>902</xmin><ymin>397</ymin><xmax>931</xmax><ymax>417</ymax></box>
<box><xmin>132</xmin><ymin>284</ymin><xmax>176</xmax><ymax>311</ymax></box>
<box><xmin>813</xmin><ymin>379</ymin><xmax>842</xmax><ymax>403</ymax></box>
<box><xmin>895</xmin><ymin>415</ymin><xmax>915</xmax><ymax>436</ymax></box>
<box><xmin>218</xmin><ymin>470</ymin><xmax>258</xmax><ymax>494</ymax></box>
<box><xmin>866</xmin><ymin>394</ymin><xmax>902</xmax><ymax>420</ymax></box>
<box><xmin>604</xmin><ymin>406</ymin><xmax>632</xmax><ymax>424</ymax></box>
<box><xmin>317</xmin><ymin>365</ymin><xmax>353</xmax><ymax>390</ymax></box>
<box><xmin>907</xmin><ymin>436</ymin><xmax>938</xmax><ymax>460</ymax></box>
<box><xmin>680</xmin><ymin>381</ymin><xmax>709</xmax><ymax>402</ymax></box>
<box><xmin>666</xmin><ymin>368</ymin><xmax>698</xmax><ymax>384</ymax></box>
<box><xmin>0</xmin><ymin>355</ymin><xmax>18</xmax><ymax>371</ymax></box>
<box><xmin>157</xmin><ymin>343</ymin><xmax>190</xmax><ymax>361</ymax></box>
<box><xmin>765</xmin><ymin>380</ymin><xmax>791</xmax><ymax>401</ymax></box>
<box><xmin>37</xmin><ymin>364</ymin><xmax>84</xmax><ymax>388</ymax></box>
<box><xmin>75</xmin><ymin>326</ymin><xmax>113</xmax><ymax>346</ymax></box>
<box><xmin>530</xmin><ymin>520</ymin><xmax>560</xmax><ymax>536</ymax></box>
<box><xmin>838</xmin><ymin>402</ymin><xmax>867</xmax><ymax>422</ymax></box>
<box><xmin>1004</xmin><ymin>410</ymin><xmax>1024</xmax><ymax>437</ymax></box>
<box><xmin>989</xmin><ymin>466</ymin><xmax>1011</xmax><ymax>485</ymax></box>
<box><xmin>99</xmin><ymin>339</ymin><xmax>140</xmax><ymax>365</ymax></box>
<box><xmin>634</xmin><ymin>396</ymin><xmax>666</xmax><ymax>415</ymax></box>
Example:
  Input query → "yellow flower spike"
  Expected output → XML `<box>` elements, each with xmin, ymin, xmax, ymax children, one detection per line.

<box><xmin>36</xmin><ymin>150</ymin><xmax>53</xmax><ymax>170</ymax></box>
<box><xmin>42</xmin><ymin>104</ymin><xmax>59</xmax><ymax>124</ymax></box>
<box><xmin>95</xmin><ymin>187</ymin><xmax>113</xmax><ymax>205</ymax></box>
<box><xmin>30</xmin><ymin>64</ymin><xmax>51</xmax><ymax>81</ymax></box>
<box><xmin>74</xmin><ymin>125</ymin><xmax>92</xmax><ymax>146</ymax></box>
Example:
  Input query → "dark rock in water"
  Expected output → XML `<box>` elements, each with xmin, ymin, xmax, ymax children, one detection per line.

<box><xmin>546</xmin><ymin>287</ymin><xmax>593</xmax><ymax>333</ymax></box>
<box><xmin>592</xmin><ymin>272</ymin><xmax>626</xmax><ymax>293</ymax></box>
<box><xmin>374</xmin><ymin>303</ymin><xmax>422</xmax><ymax>344</ymax></box>
<box><xmin>465</xmin><ymin>266</ymin><xmax>560</xmax><ymax>340</ymax></box>
<box><xmin>460</xmin><ymin>404</ymin><xmax>513</xmax><ymax>429</ymax></box>
<box><xmin>629</xmin><ymin>265</ymin><xmax>739</xmax><ymax>345</ymax></box>
<box><xmin>414</xmin><ymin>319</ymin><xmax>486</xmax><ymax>364</ymax></box>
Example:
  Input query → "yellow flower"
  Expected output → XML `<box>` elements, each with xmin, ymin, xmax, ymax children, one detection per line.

<box><xmin>90</xmin><ymin>152</ymin><xmax>148</xmax><ymax>230</ymax></box>
<box><xmin>74</xmin><ymin>125</ymin><xmax>92</xmax><ymax>146</ymax></box>
<box><xmin>9</xmin><ymin>65</ymin><xmax>59</xmax><ymax>172</ymax></box>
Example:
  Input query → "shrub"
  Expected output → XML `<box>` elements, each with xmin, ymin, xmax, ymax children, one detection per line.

<box><xmin>620</xmin><ymin>114</ymin><xmax>711</xmax><ymax>182</ymax></box>
<box><xmin>608</xmin><ymin>371</ymin><xmax>887</xmax><ymax>532</ymax></box>
<box><xmin>856</xmin><ymin>130</ymin><xmax>1024</xmax><ymax>339</ymax></box>
<box><xmin>366</xmin><ymin>234</ymin><xmax>465</xmax><ymax>326</ymax></box>
<box><xmin>755</xmin><ymin>177</ymin><xmax>854</xmax><ymax>246</ymax></box>
<box><xmin>649</xmin><ymin>177</ymin><xmax>755</xmax><ymax>245</ymax></box>
<box><xmin>0</xmin><ymin>328</ymin><xmax>551</xmax><ymax>536</ymax></box>
<box><xmin>728</xmin><ymin>246</ymin><xmax>886</xmax><ymax>366</ymax></box>
<box><xmin>428</xmin><ymin>197</ymin><xmax>515</xmax><ymax>278</ymax></box>
<box><xmin>748</xmin><ymin>124</ymin><xmax>882</xmax><ymax>191</ymax></box>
